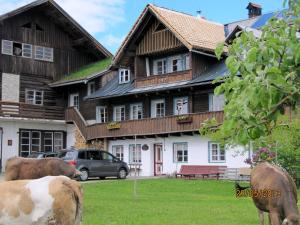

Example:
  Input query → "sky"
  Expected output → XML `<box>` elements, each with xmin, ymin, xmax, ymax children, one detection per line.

<box><xmin>0</xmin><ymin>0</ymin><xmax>284</xmax><ymax>54</ymax></box>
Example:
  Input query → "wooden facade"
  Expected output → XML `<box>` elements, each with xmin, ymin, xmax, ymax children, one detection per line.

<box><xmin>136</xmin><ymin>18</ymin><xmax>183</xmax><ymax>55</ymax></box>
<box><xmin>0</xmin><ymin>3</ymin><xmax>108</xmax><ymax>121</ymax></box>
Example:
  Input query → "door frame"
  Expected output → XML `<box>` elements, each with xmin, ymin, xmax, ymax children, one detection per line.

<box><xmin>0</xmin><ymin>127</ymin><xmax>3</xmax><ymax>171</ymax></box>
<box><xmin>153</xmin><ymin>143</ymin><xmax>163</xmax><ymax>176</ymax></box>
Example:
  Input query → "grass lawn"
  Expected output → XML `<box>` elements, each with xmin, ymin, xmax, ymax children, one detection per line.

<box><xmin>82</xmin><ymin>179</ymin><xmax>300</xmax><ymax>225</ymax></box>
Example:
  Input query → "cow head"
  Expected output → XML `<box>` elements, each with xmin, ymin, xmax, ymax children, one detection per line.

<box><xmin>282</xmin><ymin>214</ymin><xmax>300</xmax><ymax>225</ymax></box>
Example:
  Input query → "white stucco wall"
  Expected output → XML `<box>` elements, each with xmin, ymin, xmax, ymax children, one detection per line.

<box><xmin>0</xmin><ymin>118</ymin><xmax>69</xmax><ymax>171</ymax></box>
<box><xmin>108</xmin><ymin>135</ymin><xmax>250</xmax><ymax>176</ymax></box>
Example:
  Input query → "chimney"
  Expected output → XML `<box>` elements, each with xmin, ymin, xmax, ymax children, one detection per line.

<box><xmin>246</xmin><ymin>2</ymin><xmax>262</xmax><ymax>18</ymax></box>
<box><xmin>196</xmin><ymin>10</ymin><xmax>202</xmax><ymax>18</ymax></box>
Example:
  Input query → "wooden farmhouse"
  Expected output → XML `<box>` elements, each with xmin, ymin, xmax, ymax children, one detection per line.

<box><xmin>0</xmin><ymin>0</ymin><xmax>275</xmax><ymax>175</ymax></box>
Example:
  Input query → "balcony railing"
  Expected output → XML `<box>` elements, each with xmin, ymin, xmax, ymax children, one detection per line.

<box><xmin>65</xmin><ymin>107</ymin><xmax>224</xmax><ymax>140</ymax></box>
<box><xmin>0</xmin><ymin>101</ymin><xmax>65</xmax><ymax>120</ymax></box>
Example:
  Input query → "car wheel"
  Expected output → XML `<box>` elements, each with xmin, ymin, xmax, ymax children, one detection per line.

<box><xmin>118</xmin><ymin>168</ymin><xmax>127</xmax><ymax>179</ymax></box>
<box><xmin>99</xmin><ymin>176</ymin><xmax>106</xmax><ymax>180</ymax></box>
<box><xmin>79</xmin><ymin>169</ymin><xmax>89</xmax><ymax>181</ymax></box>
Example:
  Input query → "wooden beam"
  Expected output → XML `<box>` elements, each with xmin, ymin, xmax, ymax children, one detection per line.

<box><xmin>73</xmin><ymin>37</ymin><xmax>87</xmax><ymax>46</ymax></box>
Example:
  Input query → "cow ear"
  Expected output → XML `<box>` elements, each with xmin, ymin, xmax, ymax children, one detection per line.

<box><xmin>282</xmin><ymin>218</ymin><xmax>288</xmax><ymax>225</ymax></box>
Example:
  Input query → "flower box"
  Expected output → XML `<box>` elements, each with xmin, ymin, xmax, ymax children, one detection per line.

<box><xmin>176</xmin><ymin>115</ymin><xmax>193</xmax><ymax>124</ymax></box>
<box><xmin>106</xmin><ymin>122</ymin><xmax>121</xmax><ymax>130</ymax></box>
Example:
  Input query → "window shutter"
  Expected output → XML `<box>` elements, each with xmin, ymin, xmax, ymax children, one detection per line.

<box><xmin>22</xmin><ymin>43</ymin><xmax>32</xmax><ymax>58</ymax></box>
<box><xmin>2</xmin><ymin>40</ymin><xmax>13</xmax><ymax>55</ymax></box>
<box><xmin>96</xmin><ymin>106</ymin><xmax>100</xmax><ymax>122</ymax></box>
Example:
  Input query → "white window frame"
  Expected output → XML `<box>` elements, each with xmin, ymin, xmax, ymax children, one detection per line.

<box><xmin>130</xmin><ymin>103</ymin><xmax>143</xmax><ymax>120</ymax></box>
<box><xmin>25</xmin><ymin>89</ymin><xmax>43</xmax><ymax>105</ymax></box>
<box><xmin>112</xmin><ymin>145</ymin><xmax>124</xmax><ymax>161</ymax></box>
<box><xmin>129</xmin><ymin>144</ymin><xmax>142</xmax><ymax>164</ymax></box>
<box><xmin>35</xmin><ymin>45</ymin><xmax>53</xmax><ymax>62</ymax></box>
<box><xmin>69</xmin><ymin>93</ymin><xmax>79</xmax><ymax>109</ymax></box>
<box><xmin>153</xmin><ymin>58</ymin><xmax>167</xmax><ymax>75</ymax></box>
<box><xmin>22</xmin><ymin>43</ymin><xmax>32</xmax><ymax>58</ymax></box>
<box><xmin>119</xmin><ymin>68</ymin><xmax>130</xmax><ymax>84</ymax></box>
<box><xmin>170</xmin><ymin>55</ymin><xmax>182</xmax><ymax>73</ymax></box>
<box><xmin>209</xmin><ymin>142</ymin><xmax>226</xmax><ymax>163</ymax></box>
<box><xmin>113</xmin><ymin>105</ymin><xmax>125</xmax><ymax>122</ymax></box>
<box><xmin>44</xmin><ymin>132</ymin><xmax>53</xmax><ymax>152</ymax></box>
<box><xmin>54</xmin><ymin>132</ymin><xmax>63</xmax><ymax>151</ymax></box>
<box><xmin>183</xmin><ymin>54</ymin><xmax>190</xmax><ymax>70</ymax></box>
<box><xmin>1</xmin><ymin>40</ymin><xmax>13</xmax><ymax>55</ymax></box>
<box><xmin>173</xmin><ymin>142</ymin><xmax>188</xmax><ymax>163</ymax></box>
<box><xmin>151</xmin><ymin>99</ymin><xmax>165</xmax><ymax>118</ymax></box>
<box><xmin>87</xmin><ymin>81</ymin><xmax>95</xmax><ymax>95</ymax></box>
<box><xmin>96</xmin><ymin>106</ymin><xmax>107</xmax><ymax>123</ymax></box>
<box><xmin>174</xmin><ymin>96</ymin><xmax>189</xmax><ymax>115</ymax></box>
<box><xmin>31</xmin><ymin>131</ymin><xmax>41</xmax><ymax>152</ymax></box>
<box><xmin>20</xmin><ymin>130</ymin><xmax>30</xmax><ymax>156</ymax></box>
<box><xmin>209</xmin><ymin>93</ymin><xmax>225</xmax><ymax>112</ymax></box>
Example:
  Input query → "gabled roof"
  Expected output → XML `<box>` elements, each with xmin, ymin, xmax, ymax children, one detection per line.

<box><xmin>0</xmin><ymin>0</ymin><xmax>112</xmax><ymax>59</ymax></box>
<box><xmin>113</xmin><ymin>4</ymin><xmax>225</xmax><ymax>64</ymax></box>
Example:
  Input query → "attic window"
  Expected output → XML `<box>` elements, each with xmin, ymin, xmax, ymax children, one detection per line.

<box><xmin>22</xmin><ymin>22</ymin><xmax>32</xmax><ymax>29</ymax></box>
<box><xmin>35</xmin><ymin>24</ymin><xmax>44</xmax><ymax>31</ymax></box>
<box><xmin>154</xmin><ymin>23</ymin><xmax>166</xmax><ymax>32</ymax></box>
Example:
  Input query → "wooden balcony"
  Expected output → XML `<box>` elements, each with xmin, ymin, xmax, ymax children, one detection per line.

<box><xmin>0</xmin><ymin>101</ymin><xmax>65</xmax><ymax>120</ymax></box>
<box><xmin>135</xmin><ymin>70</ymin><xmax>192</xmax><ymax>88</ymax></box>
<box><xmin>65</xmin><ymin>107</ymin><xmax>224</xmax><ymax>140</ymax></box>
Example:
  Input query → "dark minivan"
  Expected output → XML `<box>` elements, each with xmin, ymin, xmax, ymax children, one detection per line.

<box><xmin>60</xmin><ymin>149</ymin><xmax>129</xmax><ymax>181</ymax></box>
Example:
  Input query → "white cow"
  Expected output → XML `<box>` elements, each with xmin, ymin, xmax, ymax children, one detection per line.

<box><xmin>0</xmin><ymin>176</ymin><xmax>82</xmax><ymax>225</ymax></box>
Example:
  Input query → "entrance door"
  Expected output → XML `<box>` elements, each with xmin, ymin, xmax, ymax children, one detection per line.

<box><xmin>154</xmin><ymin>144</ymin><xmax>163</xmax><ymax>176</ymax></box>
<box><xmin>69</xmin><ymin>93</ymin><xmax>79</xmax><ymax>109</ymax></box>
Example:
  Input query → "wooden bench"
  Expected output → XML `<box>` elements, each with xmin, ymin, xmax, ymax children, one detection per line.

<box><xmin>175</xmin><ymin>165</ymin><xmax>227</xmax><ymax>180</ymax></box>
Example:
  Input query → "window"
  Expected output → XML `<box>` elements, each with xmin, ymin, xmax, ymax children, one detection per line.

<box><xmin>96</xmin><ymin>106</ymin><xmax>107</xmax><ymax>123</ymax></box>
<box><xmin>119</xmin><ymin>69</ymin><xmax>130</xmax><ymax>84</ymax></box>
<box><xmin>86</xmin><ymin>151</ymin><xmax>101</xmax><ymax>160</ymax></box>
<box><xmin>174</xmin><ymin>97</ymin><xmax>188</xmax><ymax>115</ymax></box>
<box><xmin>130</xmin><ymin>103</ymin><xmax>143</xmax><ymax>120</ymax></box>
<box><xmin>2</xmin><ymin>40</ymin><xmax>33</xmax><ymax>58</ymax></box>
<box><xmin>87</xmin><ymin>82</ymin><xmax>95</xmax><ymax>95</ymax></box>
<box><xmin>173</xmin><ymin>143</ymin><xmax>188</xmax><ymax>163</ymax></box>
<box><xmin>2</xmin><ymin>40</ymin><xmax>13</xmax><ymax>55</ymax></box>
<box><xmin>129</xmin><ymin>144</ymin><xmax>142</xmax><ymax>164</ymax></box>
<box><xmin>20</xmin><ymin>131</ymin><xmax>30</xmax><ymax>157</ymax></box>
<box><xmin>154</xmin><ymin>59</ymin><xmax>167</xmax><ymax>75</ymax></box>
<box><xmin>44</xmin><ymin>132</ymin><xmax>53</xmax><ymax>152</ymax></box>
<box><xmin>209</xmin><ymin>94</ymin><xmax>225</xmax><ymax>112</ymax></box>
<box><xmin>151</xmin><ymin>99</ymin><xmax>165</xmax><ymax>118</ymax></box>
<box><xmin>170</xmin><ymin>56</ymin><xmax>182</xmax><ymax>72</ymax></box>
<box><xmin>101</xmin><ymin>152</ymin><xmax>114</xmax><ymax>161</ymax></box>
<box><xmin>112</xmin><ymin>145</ymin><xmax>124</xmax><ymax>161</ymax></box>
<box><xmin>35</xmin><ymin>46</ymin><xmax>53</xmax><ymax>62</ymax></box>
<box><xmin>31</xmin><ymin>131</ymin><xmax>41</xmax><ymax>152</ymax></box>
<box><xmin>69</xmin><ymin>93</ymin><xmax>79</xmax><ymax>109</ymax></box>
<box><xmin>25</xmin><ymin>89</ymin><xmax>43</xmax><ymax>105</ymax></box>
<box><xmin>54</xmin><ymin>132</ymin><xmax>63</xmax><ymax>151</ymax></box>
<box><xmin>183</xmin><ymin>54</ymin><xmax>190</xmax><ymax>70</ymax></box>
<box><xmin>209</xmin><ymin>142</ymin><xmax>225</xmax><ymax>162</ymax></box>
<box><xmin>22</xmin><ymin>43</ymin><xmax>32</xmax><ymax>58</ymax></box>
<box><xmin>113</xmin><ymin>105</ymin><xmax>125</xmax><ymax>121</ymax></box>
<box><xmin>20</xmin><ymin>130</ymin><xmax>65</xmax><ymax>156</ymax></box>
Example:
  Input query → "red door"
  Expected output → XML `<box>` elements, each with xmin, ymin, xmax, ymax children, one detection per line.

<box><xmin>154</xmin><ymin>144</ymin><xmax>163</xmax><ymax>176</ymax></box>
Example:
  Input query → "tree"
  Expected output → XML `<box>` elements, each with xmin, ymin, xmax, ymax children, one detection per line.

<box><xmin>201</xmin><ymin>0</ymin><xmax>300</xmax><ymax>147</ymax></box>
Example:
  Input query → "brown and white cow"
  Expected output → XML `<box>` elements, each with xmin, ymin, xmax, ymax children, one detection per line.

<box><xmin>0</xmin><ymin>176</ymin><xmax>82</xmax><ymax>225</ymax></box>
<box><xmin>5</xmin><ymin>157</ymin><xmax>81</xmax><ymax>181</ymax></box>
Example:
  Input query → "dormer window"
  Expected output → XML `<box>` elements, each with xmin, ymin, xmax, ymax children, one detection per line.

<box><xmin>119</xmin><ymin>68</ymin><xmax>130</xmax><ymax>84</ymax></box>
<box><xmin>87</xmin><ymin>81</ymin><xmax>95</xmax><ymax>95</ymax></box>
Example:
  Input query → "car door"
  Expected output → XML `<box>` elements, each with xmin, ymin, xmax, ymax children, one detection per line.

<box><xmin>86</xmin><ymin>151</ymin><xmax>104</xmax><ymax>177</ymax></box>
<box><xmin>101</xmin><ymin>151</ymin><xmax>119</xmax><ymax>176</ymax></box>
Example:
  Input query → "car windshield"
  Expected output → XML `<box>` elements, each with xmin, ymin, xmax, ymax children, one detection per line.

<box><xmin>61</xmin><ymin>151</ymin><xmax>77</xmax><ymax>160</ymax></box>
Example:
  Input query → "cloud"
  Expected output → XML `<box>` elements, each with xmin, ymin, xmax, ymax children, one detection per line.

<box><xmin>101</xmin><ymin>34</ymin><xmax>125</xmax><ymax>47</ymax></box>
<box><xmin>0</xmin><ymin>0</ymin><xmax>125</xmax><ymax>34</ymax></box>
